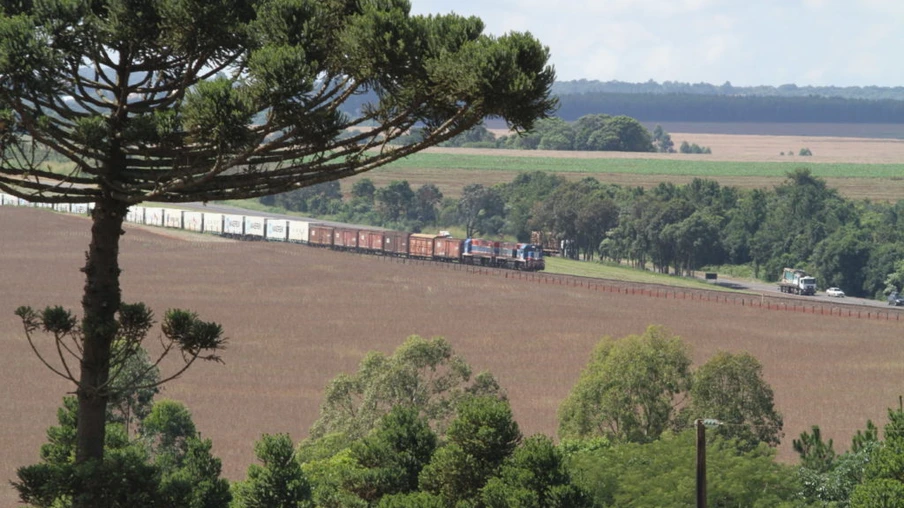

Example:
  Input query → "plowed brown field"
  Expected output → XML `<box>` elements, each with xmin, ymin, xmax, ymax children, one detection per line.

<box><xmin>3</xmin><ymin>207</ymin><xmax>904</xmax><ymax>504</ymax></box>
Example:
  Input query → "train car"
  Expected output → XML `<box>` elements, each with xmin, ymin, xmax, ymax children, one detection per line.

<box><xmin>358</xmin><ymin>229</ymin><xmax>384</xmax><ymax>254</ymax></box>
<box><xmin>265</xmin><ymin>218</ymin><xmax>289</xmax><ymax>241</ymax></box>
<box><xmin>308</xmin><ymin>224</ymin><xmax>334</xmax><ymax>247</ymax></box>
<box><xmin>333</xmin><ymin>227</ymin><xmax>359</xmax><ymax>250</ymax></box>
<box><xmin>144</xmin><ymin>207</ymin><xmax>164</xmax><ymax>227</ymax></box>
<box><xmin>243</xmin><ymin>215</ymin><xmax>265</xmax><ymax>240</ymax></box>
<box><xmin>462</xmin><ymin>238</ymin><xmax>499</xmax><ymax>266</ymax></box>
<box><xmin>70</xmin><ymin>203</ymin><xmax>89</xmax><ymax>215</ymax></box>
<box><xmin>125</xmin><ymin>206</ymin><xmax>144</xmax><ymax>224</ymax></box>
<box><xmin>434</xmin><ymin>236</ymin><xmax>463</xmax><ymax>262</ymax></box>
<box><xmin>497</xmin><ymin>241</ymin><xmax>520</xmax><ymax>268</ymax></box>
<box><xmin>183</xmin><ymin>211</ymin><xmax>204</xmax><ymax>232</ymax></box>
<box><xmin>287</xmin><ymin>219</ymin><xmax>311</xmax><ymax>244</ymax></box>
<box><xmin>203</xmin><ymin>213</ymin><xmax>223</xmax><ymax>235</ymax></box>
<box><xmin>383</xmin><ymin>231</ymin><xmax>409</xmax><ymax>256</ymax></box>
<box><xmin>222</xmin><ymin>214</ymin><xmax>244</xmax><ymax>237</ymax></box>
<box><xmin>0</xmin><ymin>193</ymin><xmax>13</xmax><ymax>205</ymax></box>
<box><xmin>409</xmin><ymin>233</ymin><xmax>439</xmax><ymax>259</ymax></box>
<box><xmin>53</xmin><ymin>202</ymin><xmax>71</xmax><ymax>213</ymax></box>
<box><xmin>163</xmin><ymin>208</ymin><xmax>183</xmax><ymax>228</ymax></box>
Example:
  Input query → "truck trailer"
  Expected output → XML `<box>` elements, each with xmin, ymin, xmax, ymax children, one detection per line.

<box><xmin>778</xmin><ymin>268</ymin><xmax>817</xmax><ymax>296</ymax></box>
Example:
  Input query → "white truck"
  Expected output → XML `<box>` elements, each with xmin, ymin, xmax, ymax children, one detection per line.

<box><xmin>778</xmin><ymin>268</ymin><xmax>817</xmax><ymax>296</ymax></box>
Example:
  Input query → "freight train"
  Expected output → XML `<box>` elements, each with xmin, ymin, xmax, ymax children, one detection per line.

<box><xmin>0</xmin><ymin>195</ymin><xmax>546</xmax><ymax>272</ymax></box>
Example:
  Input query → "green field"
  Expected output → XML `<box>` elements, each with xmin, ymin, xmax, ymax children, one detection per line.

<box><xmin>384</xmin><ymin>152</ymin><xmax>904</xmax><ymax>179</ymax></box>
<box><xmin>542</xmin><ymin>257</ymin><xmax>743</xmax><ymax>292</ymax></box>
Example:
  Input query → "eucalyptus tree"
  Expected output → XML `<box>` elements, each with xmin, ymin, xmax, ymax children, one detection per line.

<box><xmin>0</xmin><ymin>0</ymin><xmax>555</xmax><ymax>471</ymax></box>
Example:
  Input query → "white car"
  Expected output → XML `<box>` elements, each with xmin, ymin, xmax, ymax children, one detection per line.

<box><xmin>826</xmin><ymin>287</ymin><xmax>845</xmax><ymax>298</ymax></box>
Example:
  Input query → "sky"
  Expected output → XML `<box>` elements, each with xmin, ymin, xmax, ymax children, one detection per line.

<box><xmin>409</xmin><ymin>0</ymin><xmax>904</xmax><ymax>88</ymax></box>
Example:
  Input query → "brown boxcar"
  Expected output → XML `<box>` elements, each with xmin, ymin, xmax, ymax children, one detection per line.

<box><xmin>383</xmin><ymin>231</ymin><xmax>409</xmax><ymax>256</ymax></box>
<box><xmin>308</xmin><ymin>224</ymin><xmax>334</xmax><ymax>247</ymax></box>
<box><xmin>408</xmin><ymin>234</ymin><xmax>439</xmax><ymax>259</ymax></box>
<box><xmin>333</xmin><ymin>227</ymin><xmax>359</xmax><ymax>250</ymax></box>
<box><xmin>434</xmin><ymin>236</ymin><xmax>463</xmax><ymax>261</ymax></box>
<box><xmin>358</xmin><ymin>230</ymin><xmax>384</xmax><ymax>253</ymax></box>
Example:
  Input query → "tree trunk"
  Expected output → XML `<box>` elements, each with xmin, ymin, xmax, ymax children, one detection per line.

<box><xmin>75</xmin><ymin>197</ymin><xmax>127</xmax><ymax>463</ymax></box>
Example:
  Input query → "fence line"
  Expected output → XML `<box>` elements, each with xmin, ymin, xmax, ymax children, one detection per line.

<box><xmin>370</xmin><ymin>252</ymin><xmax>901</xmax><ymax>323</ymax></box>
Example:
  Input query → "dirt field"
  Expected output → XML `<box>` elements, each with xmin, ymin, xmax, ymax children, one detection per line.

<box><xmin>343</xmin><ymin>132</ymin><xmax>904</xmax><ymax>201</ymax></box>
<box><xmin>2</xmin><ymin>207</ymin><xmax>903</xmax><ymax>504</ymax></box>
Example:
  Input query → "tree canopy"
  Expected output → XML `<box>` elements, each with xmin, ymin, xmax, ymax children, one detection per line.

<box><xmin>309</xmin><ymin>335</ymin><xmax>505</xmax><ymax>441</ymax></box>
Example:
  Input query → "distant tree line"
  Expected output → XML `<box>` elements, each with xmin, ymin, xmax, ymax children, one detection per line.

<box><xmin>390</xmin><ymin>114</ymin><xmax>665</xmax><ymax>153</ymax></box>
<box><xmin>341</xmin><ymin>80</ymin><xmax>904</xmax><ymax>127</ymax></box>
<box><xmin>555</xmin><ymin>92</ymin><xmax>904</xmax><ymax>124</ymax></box>
<box><xmin>553</xmin><ymin>79</ymin><xmax>904</xmax><ymax>101</ymax></box>
<box><xmin>269</xmin><ymin>169</ymin><xmax>904</xmax><ymax>300</ymax></box>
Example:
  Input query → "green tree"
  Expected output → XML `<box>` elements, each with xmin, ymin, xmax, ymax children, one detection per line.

<box><xmin>457</xmin><ymin>184</ymin><xmax>506</xmax><ymax>237</ymax></box>
<box><xmin>684</xmin><ymin>351</ymin><xmax>784</xmax><ymax>450</ymax></box>
<box><xmin>232</xmin><ymin>434</ymin><xmax>311</xmax><ymax>508</ymax></box>
<box><xmin>480</xmin><ymin>435</ymin><xmax>592</xmax><ymax>508</ymax></box>
<box><xmin>413</xmin><ymin>183</ymin><xmax>443</xmax><ymax>225</ymax></box>
<box><xmin>14</xmin><ymin>396</ymin><xmax>231</xmax><ymax>508</ymax></box>
<box><xmin>351</xmin><ymin>179</ymin><xmax>377</xmax><ymax>203</ymax></box>
<box><xmin>375</xmin><ymin>180</ymin><xmax>416</xmax><ymax>223</ymax></box>
<box><xmin>558</xmin><ymin>326</ymin><xmax>692</xmax><ymax>443</ymax></box>
<box><xmin>309</xmin><ymin>335</ymin><xmax>504</xmax><ymax>441</ymax></box>
<box><xmin>652</xmin><ymin>124</ymin><xmax>674</xmax><ymax>153</ymax></box>
<box><xmin>141</xmin><ymin>400</ymin><xmax>199</xmax><ymax>470</ymax></box>
<box><xmin>158</xmin><ymin>437</ymin><xmax>233</xmax><ymax>508</ymax></box>
<box><xmin>850</xmin><ymin>404</ymin><xmax>904</xmax><ymax>507</ymax></box>
<box><xmin>106</xmin><ymin>342</ymin><xmax>161</xmax><ymax>439</ymax></box>
<box><xmin>343</xmin><ymin>406</ymin><xmax>438</xmax><ymax>503</ymax></box>
<box><xmin>419</xmin><ymin>396</ymin><xmax>522</xmax><ymax>505</ymax></box>
<box><xmin>0</xmin><ymin>0</ymin><xmax>555</xmax><ymax>480</ymax></box>
<box><xmin>567</xmin><ymin>430</ymin><xmax>802</xmax><ymax>508</ymax></box>
<box><xmin>15</xmin><ymin>304</ymin><xmax>225</xmax><ymax>469</ymax></box>
<box><xmin>794</xmin><ymin>425</ymin><xmax>837</xmax><ymax>473</ymax></box>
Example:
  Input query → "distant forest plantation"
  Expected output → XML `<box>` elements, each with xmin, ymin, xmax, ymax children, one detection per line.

<box><xmin>342</xmin><ymin>80</ymin><xmax>904</xmax><ymax>136</ymax></box>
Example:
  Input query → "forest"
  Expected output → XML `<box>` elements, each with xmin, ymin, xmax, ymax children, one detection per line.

<box><xmin>339</xmin><ymin>80</ymin><xmax>904</xmax><ymax>126</ymax></box>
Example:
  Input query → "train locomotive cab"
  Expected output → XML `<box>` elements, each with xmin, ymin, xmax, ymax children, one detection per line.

<box><xmin>517</xmin><ymin>243</ymin><xmax>545</xmax><ymax>271</ymax></box>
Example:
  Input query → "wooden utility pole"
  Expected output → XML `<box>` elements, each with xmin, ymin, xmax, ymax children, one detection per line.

<box><xmin>696</xmin><ymin>419</ymin><xmax>706</xmax><ymax>508</ymax></box>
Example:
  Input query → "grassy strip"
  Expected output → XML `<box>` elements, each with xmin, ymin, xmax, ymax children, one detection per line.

<box><xmin>543</xmin><ymin>257</ymin><xmax>743</xmax><ymax>293</ymax></box>
<box><xmin>385</xmin><ymin>152</ymin><xmax>904</xmax><ymax>179</ymax></box>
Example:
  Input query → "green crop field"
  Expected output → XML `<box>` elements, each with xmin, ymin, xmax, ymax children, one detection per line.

<box><xmin>384</xmin><ymin>152</ymin><xmax>904</xmax><ymax>179</ymax></box>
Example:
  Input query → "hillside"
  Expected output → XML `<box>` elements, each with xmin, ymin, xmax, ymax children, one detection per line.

<box><xmin>3</xmin><ymin>207</ymin><xmax>903</xmax><ymax>505</ymax></box>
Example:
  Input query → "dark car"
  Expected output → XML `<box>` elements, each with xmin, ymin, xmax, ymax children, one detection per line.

<box><xmin>888</xmin><ymin>292</ymin><xmax>904</xmax><ymax>306</ymax></box>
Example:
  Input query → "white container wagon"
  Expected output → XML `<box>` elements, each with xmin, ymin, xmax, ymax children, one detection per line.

<box><xmin>287</xmin><ymin>220</ymin><xmax>312</xmax><ymax>243</ymax></box>
<box><xmin>265</xmin><ymin>218</ymin><xmax>288</xmax><ymax>241</ymax></box>
<box><xmin>203</xmin><ymin>213</ymin><xmax>223</xmax><ymax>234</ymax></box>
<box><xmin>183</xmin><ymin>211</ymin><xmax>204</xmax><ymax>232</ymax></box>
<box><xmin>163</xmin><ymin>209</ymin><xmax>183</xmax><ymax>228</ymax></box>
<box><xmin>70</xmin><ymin>203</ymin><xmax>89</xmax><ymax>215</ymax></box>
<box><xmin>126</xmin><ymin>206</ymin><xmax>145</xmax><ymax>224</ymax></box>
<box><xmin>223</xmin><ymin>214</ymin><xmax>244</xmax><ymax>237</ymax></box>
<box><xmin>244</xmin><ymin>216</ymin><xmax>265</xmax><ymax>240</ymax></box>
<box><xmin>54</xmin><ymin>202</ymin><xmax>71</xmax><ymax>213</ymax></box>
<box><xmin>144</xmin><ymin>208</ymin><xmax>164</xmax><ymax>227</ymax></box>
